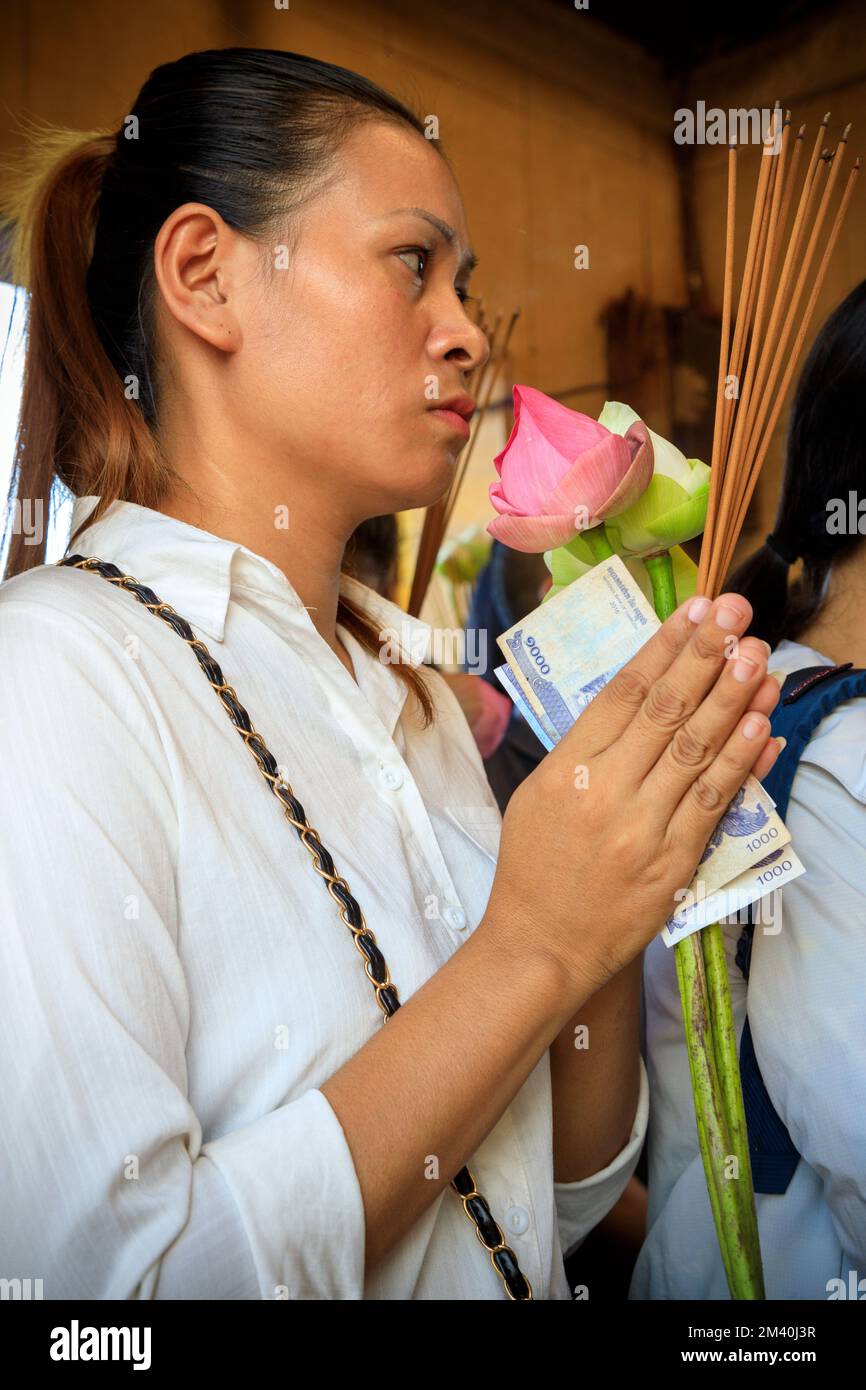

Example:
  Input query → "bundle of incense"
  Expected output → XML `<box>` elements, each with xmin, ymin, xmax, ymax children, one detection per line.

<box><xmin>699</xmin><ymin>106</ymin><xmax>860</xmax><ymax>597</ymax></box>
<box><xmin>406</xmin><ymin>304</ymin><xmax>520</xmax><ymax>618</ymax></box>
<box><xmin>676</xmin><ymin>104</ymin><xmax>859</xmax><ymax>1300</ymax></box>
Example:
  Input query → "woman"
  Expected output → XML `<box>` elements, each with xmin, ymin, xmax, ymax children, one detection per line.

<box><xmin>633</xmin><ymin>280</ymin><xmax>866</xmax><ymax>1300</ymax></box>
<box><xmin>0</xmin><ymin>47</ymin><xmax>782</xmax><ymax>1300</ymax></box>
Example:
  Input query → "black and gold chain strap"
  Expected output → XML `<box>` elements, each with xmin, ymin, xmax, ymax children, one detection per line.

<box><xmin>57</xmin><ymin>554</ymin><xmax>534</xmax><ymax>1301</ymax></box>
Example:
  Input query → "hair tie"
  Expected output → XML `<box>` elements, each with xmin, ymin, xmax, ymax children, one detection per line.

<box><xmin>765</xmin><ymin>532</ymin><xmax>798</xmax><ymax>566</ymax></box>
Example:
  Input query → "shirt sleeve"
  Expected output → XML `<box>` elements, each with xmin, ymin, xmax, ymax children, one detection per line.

<box><xmin>553</xmin><ymin>1055</ymin><xmax>649</xmax><ymax>1258</ymax></box>
<box><xmin>749</xmin><ymin>759</ymin><xmax>866</xmax><ymax>1267</ymax></box>
<box><xmin>0</xmin><ymin>599</ymin><xmax>367</xmax><ymax>1299</ymax></box>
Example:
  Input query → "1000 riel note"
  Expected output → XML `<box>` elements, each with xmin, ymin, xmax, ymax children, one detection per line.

<box><xmin>493</xmin><ymin>663</ymin><xmax>555</xmax><ymax>750</ymax></box>
<box><xmin>663</xmin><ymin>846</ymin><xmax>806</xmax><ymax>946</ymax></box>
<box><xmin>500</xmin><ymin>556</ymin><xmax>656</xmax><ymax>741</ymax></box>
<box><xmin>494</xmin><ymin>555</ymin><xmax>804</xmax><ymax>945</ymax></box>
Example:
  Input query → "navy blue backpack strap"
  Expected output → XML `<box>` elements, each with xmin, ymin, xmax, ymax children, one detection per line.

<box><xmin>735</xmin><ymin>662</ymin><xmax>866</xmax><ymax>1194</ymax></box>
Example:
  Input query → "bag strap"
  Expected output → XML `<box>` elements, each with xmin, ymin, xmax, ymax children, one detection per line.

<box><xmin>58</xmin><ymin>553</ymin><xmax>533</xmax><ymax>1301</ymax></box>
<box><xmin>736</xmin><ymin>661</ymin><xmax>866</xmax><ymax>982</ymax></box>
<box><xmin>753</xmin><ymin>663</ymin><xmax>866</xmax><ymax>825</ymax></box>
<box><xmin>736</xmin><ymin>661</ymin><xmax>866</xmax><ymax>1194</ymax></box>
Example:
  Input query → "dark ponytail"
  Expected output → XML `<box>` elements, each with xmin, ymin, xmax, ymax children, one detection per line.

<box><xmin>1</xmin><ymin>48</ymin><xmax>437</xmax><ymax>723</ymax></box>
<box><xmin>0</xmin><ymin>122</ymin><xmax>170</xmax><ymax>578</ymax></box>
<box><xmin>728</xmin><ymin>278</ymin><xmax>866</xmax><ymax>649</ymax></box>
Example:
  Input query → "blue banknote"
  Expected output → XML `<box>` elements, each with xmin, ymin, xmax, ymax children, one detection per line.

<box><xmin>493</xmin><ymin>664</ymin><xmax>556</xmax><ymax>751</ymax></box>
<box><xmin>493</xmin><ymin>556</ymin><xmax>800</xmax><ymax>945</ymax></box>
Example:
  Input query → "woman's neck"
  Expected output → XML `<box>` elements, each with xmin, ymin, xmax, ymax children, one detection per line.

<box><xmin>156</xmin><ymin>478</ymin><xmax>359</xmax><ymax>682</ymax></box>
<box><xmin>796</xmin><ymin>548</ymin><xmax>866</xmax><ymax>668</ymax></box>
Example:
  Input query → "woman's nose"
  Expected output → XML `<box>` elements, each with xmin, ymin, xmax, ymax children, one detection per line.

<box><xmin>434</xmin><ymin>315</ymin><xmax>490</xmax><ymax>377</ymax></box>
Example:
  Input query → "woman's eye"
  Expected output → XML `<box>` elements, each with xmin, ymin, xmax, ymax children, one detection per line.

<box><xmin>398</xmin><ymin>248</ymin><xmax>427</xmax><ymax>280</ymax></box>
<box><xmin>398</xmin><ymin>247</ymin><xmax>475</xmax><ymax>306</ymax></box>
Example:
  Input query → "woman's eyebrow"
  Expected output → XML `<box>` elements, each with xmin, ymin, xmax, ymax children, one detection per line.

<box><xmin>383</xmin><ymin>206</ymin><xmax>479</xmax><ymax>276</ymax></box>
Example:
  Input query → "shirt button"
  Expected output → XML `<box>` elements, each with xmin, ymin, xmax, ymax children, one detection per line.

<box><xmin>442</xmin><ymin>904</ymin><xmax>467</xmax><ymax>931</ymax></box>
<box><xmin>505</xmin><ymin>1205</ymin><xmax>530</xmax><ymax>1235</ymax></box>
<box><xmin>377</xmin><ymin>764</ymin><xmax>404</xmax><ymax>790</ymax></box>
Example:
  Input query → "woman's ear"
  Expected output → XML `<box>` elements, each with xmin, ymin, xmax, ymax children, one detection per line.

<box><xmin>152</xmin><ymin>202</ymin><xmax>244</xmax><ymax>353</ymax></box>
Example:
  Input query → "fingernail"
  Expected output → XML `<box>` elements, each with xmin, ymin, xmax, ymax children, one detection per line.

<box><xmin>759</xmin><ymin>640</ymin><xmax>772</xmax><ymax>657</ymax></box>
<box><xmin>775</xmin><ymin>736</ymin><xmax>787</xmax><ymax>752</ymax></box>
<box><xmin>743</xmin><ymin>714</ymin><xmax>768</xmax><ymax>739</ymax></box>
<box><xmin>732</xmin><ymin>656</ymin><xmax>759</xmax><ymax>682</ymax></box>
<box><xmin>687</xmin><ymin>597</ymin><xmax>712</xmax><ymax>623</ymax></box>
<box><xmin>715</xmin><ymin>601</ymin><xmax>745</xmax><ymax>629</ymax></box>
<box><xmin>769</xmin><ymin>669</ymin><xmax>786</xmax><ymax>686</ymax></box>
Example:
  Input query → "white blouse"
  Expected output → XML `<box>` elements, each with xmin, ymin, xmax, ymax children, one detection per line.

<box><xmin>633</xmin><ymin>638</ymin><xmax>866</xmax><ymax>1299</ymax></box>
<box><xmin>0</xmin><ymin>494</ymin><xmax>648</xmax><ymax>1300</ymax></box>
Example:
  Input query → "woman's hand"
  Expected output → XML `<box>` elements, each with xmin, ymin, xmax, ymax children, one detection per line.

<box><xmin>483</xmin><ymin>591</ymin><xmax>784</xmax><ymax>1002</ymax></box>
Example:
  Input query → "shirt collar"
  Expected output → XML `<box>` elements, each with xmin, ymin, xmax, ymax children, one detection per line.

<box><xmin>64</xmin><ymin>495</ymin><xmax>434</xmax><ymax>662</ymax></box>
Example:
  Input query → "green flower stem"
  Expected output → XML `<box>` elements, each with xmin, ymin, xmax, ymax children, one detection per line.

<box><xmin>581</xmin><ymin>525</ymin><xmax>615</xmax><ymax>563</ymax></box>
<box><xmin>702</xmin><ymin>923</ymin><xmax>765</xmax><ymax>1297</ymax></box>
<box><xmin>644</xmin><ymin>548</ymin><xmax>764</xmax><ymax>1298</ymax></box>
<box><xmin>673</xmin><ymin>934</ymin><xmax>737</xmax><ymax>1294</ymax></box>
<box><xmin>644</xmin><ymin>551</ymin><xmax>678</xmax><ymax>617</ymax></box>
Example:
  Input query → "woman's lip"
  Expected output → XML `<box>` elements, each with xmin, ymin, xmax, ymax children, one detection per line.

<box><xmin>429</xmin><ymin>407</ymin><xmax>471</xmax><ymax>439</ymax></box>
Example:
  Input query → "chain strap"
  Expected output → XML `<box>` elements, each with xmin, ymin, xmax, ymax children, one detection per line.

<box><xmin>57</xmin><ymin>554</ymin><xmax>534</xmax><ymax>1301</ymax></box>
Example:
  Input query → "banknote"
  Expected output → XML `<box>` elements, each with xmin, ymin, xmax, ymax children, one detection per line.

<box><xmin>497</xmin><ymin>556</ymin><xmax>657</xmax><ymax>741</ymax></box>
<box><xmin>662</xmin><ymin>846</ymin><xmax>806</xmax><ymax>946</ymax></box>
<box><xmin>493</xmin><ymin>664</ymin><xmax>555</xmax><ymax>750</ymax></box>
<box><xmin>494</xmin><ymin>654</ymin><xmax>801</xmax><ymax>944</ymax></box>
<box><xmin>678</xmin><ymin>775</ymin><xmax>791</xmax><ymax>901</ymax></box>
<box><xmin>494</xmin><ymin>555</ymin><xmax>800</xmax><ymax>931</ymax></box>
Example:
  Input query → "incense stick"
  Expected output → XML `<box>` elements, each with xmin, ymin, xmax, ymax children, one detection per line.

<box><xmin>748</xmin><ymin>110</ymin><xmax>788</xmax><ymax>370</ymax></box>
<box><xmin>717</xmin><ymin>126</ymin><xmax>776</xmax><ymax>466</ymax></box>
<box><xmin>699</xmin><ymin>112</ymin><xmax>857</xmax><ymax>597</ymax></box>
<box><xmin>739</xmin><ymin>126</ymin><xmax>849</xmax><ymax>477</ymax></box>
<box><xmin>699</xmin><ymin>143</ymin><xmax>738</xmax><ymax>589</ymax></box>
<box><xmin>727</xmin><ymin>157</ymin><xmax>860</xmax><ymax>550</ymax></box>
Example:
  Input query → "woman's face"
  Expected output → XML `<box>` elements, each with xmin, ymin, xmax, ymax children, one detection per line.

<box><xmin>233</xmin><ymin>119</ymin><xmax>489</xmax><ymax>524</ymax></box>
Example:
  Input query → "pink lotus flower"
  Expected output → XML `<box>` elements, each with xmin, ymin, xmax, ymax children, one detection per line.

<box><xmin>487</xmin><ymin>385</ymin><xmax>654</xmax><ymax>552</ymax></box>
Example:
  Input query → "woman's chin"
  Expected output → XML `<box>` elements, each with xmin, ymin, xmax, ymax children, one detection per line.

<box><xmin>391</xmin><ymin>456</ymin><xmax>457</xmax><ymax>512</ymax></box>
